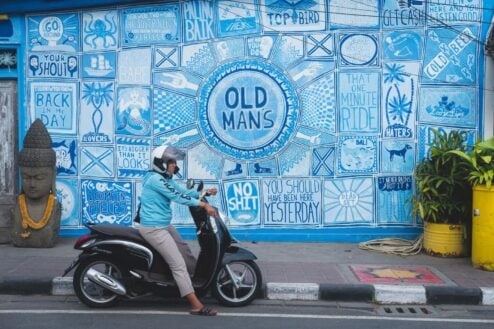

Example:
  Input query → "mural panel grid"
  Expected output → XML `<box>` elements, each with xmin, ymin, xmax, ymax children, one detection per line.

<box><xmin>21</xmin><ymin>0</ymin><xmax>491</xmax><ymax>240</ymax></box>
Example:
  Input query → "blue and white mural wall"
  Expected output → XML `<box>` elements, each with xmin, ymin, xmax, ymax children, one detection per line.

<box><xmin>21</xmin><ymin>0</ymin><xmax>493</xmax><ymax>240</ymax></box>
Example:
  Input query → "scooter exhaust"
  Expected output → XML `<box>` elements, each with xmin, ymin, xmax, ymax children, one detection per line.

<box><xmin>86</xmin><ymin>268</ymin><xmax>127</xmax><ymax>296</ymax></box>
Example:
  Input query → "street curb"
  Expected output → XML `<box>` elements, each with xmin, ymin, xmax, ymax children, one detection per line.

<box><xmin>2</xmin><ymin>278</ymin><xmax>494</xmax><ymax>306</ymax></box>
<box><xmin>51</xmin><ymin>277</ymin><xmax>74</xmax><ymax>296</ymax></box>
<box><xmin>265</xmin><ymin>282</ymin><xmax>319</xmax><ymax>300</ymax></box>
<box><xmin>319</xmin><ymin>283</ymin><xmax>374</xmax><ymax>302</ymax></box>
<box><xmin>481</xmin><ymin>287</ymin><xmax>494</xmax><ymax>305</ymax></box>
<box><xmin>374</xmin><ymin>284</ymin><xmax>427</xmax><ymax>304</ymax></box>
<box><xmin>0</xmin><ymin>278</ymin><xmax>52</xmax><ymax>295</ymax></box>
<box><xmin>426</xmin><ymin>286</ymin><xmax>482</xmax><ymax>305</ymax></box>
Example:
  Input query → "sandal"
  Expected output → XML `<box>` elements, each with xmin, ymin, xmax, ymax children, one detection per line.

<box><xmin>190</xmin><ymin>307</ymin><xmax>218</xmax><ymax>316</ymax></box>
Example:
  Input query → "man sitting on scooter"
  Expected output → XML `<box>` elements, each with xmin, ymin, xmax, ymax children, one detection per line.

<box><xmin>138</xmin><ymin>145</ymin><xmax>218</xmax><ymax>316</ymax></box>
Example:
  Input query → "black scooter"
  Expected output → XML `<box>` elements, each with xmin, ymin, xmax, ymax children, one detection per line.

<box><xmin>63</xmin><ymin>181</ymin><xmax>262</xmax><ymax>308</ymax></box>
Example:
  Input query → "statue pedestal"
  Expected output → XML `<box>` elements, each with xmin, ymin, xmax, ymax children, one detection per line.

<box><xmin>0</xmin><ymin>229</ymin><xmax>11</xmax><ymax>244</ymax></box>
<box><xmin>10</xmin><ymin>199</ymin><xmax>61</xmax><ymax>248</ymax></box>
<box><xmin>0</xmin><ymin>205</ymin><xmax>13</xmax><ymax>244</ymax></box>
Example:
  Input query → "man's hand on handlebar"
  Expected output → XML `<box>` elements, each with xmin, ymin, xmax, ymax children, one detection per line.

<box><xmin>200</xmin><ymin>202</ymin><xmax>218</xmax><ymax>217</ymax></box>
<box><xmin>206</xmin><ymin>188</ymin><xmax>217</xmax><ymax>196</ymax></box>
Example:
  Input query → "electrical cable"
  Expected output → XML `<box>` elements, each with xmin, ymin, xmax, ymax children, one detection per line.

<box><xmin>358</xmin><ymin>234</ymin><xmax>424</xmax><ymax>256</ymax></box>
<box><xmin>218</xmin><ymin>0</ymin><xmax>494</xmax><ymax>27</ymax></box>
<box><xmin>214</xmin><ymin>0</ymin><xmax>494</xmax><ymax>93</ymax></box>
<box><xmin>218</xmin><ymin>0</ymin><xmax>489</xmax><ymax>50</ymax></box>
<box><xmin>351</xmin><ymin>0</ymin><xmax>490</xmax><ymax>45</ymax></box>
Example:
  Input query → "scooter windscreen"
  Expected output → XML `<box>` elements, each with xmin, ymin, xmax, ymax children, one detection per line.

<box><xmin>215</xmin><ymin>211</ymin><xmax>237</xmax><ymax>244</ymax></box>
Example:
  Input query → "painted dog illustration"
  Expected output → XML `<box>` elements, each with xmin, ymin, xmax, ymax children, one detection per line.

<box><xmin>386</xmin><ymin>144</ymin><xmax>412</xmax><ymax>162</ymax></box>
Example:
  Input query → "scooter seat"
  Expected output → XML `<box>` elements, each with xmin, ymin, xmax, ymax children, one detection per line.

<box><xmin>89</xmin><ymin>224</ymin><xmax>145</xmax><ymax>243</ymax></box>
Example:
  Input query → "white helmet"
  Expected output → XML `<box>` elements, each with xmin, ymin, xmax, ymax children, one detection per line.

<box><xmin>151</xmin><ymin>145</ymin><xmax>185</xmax><ymax>175</ymax></box>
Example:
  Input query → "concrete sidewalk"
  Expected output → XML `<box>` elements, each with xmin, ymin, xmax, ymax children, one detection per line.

<box><xmin>1</xmin><ymin>237</ymin><xmax>494</xmax><ymax>305</ymax></box>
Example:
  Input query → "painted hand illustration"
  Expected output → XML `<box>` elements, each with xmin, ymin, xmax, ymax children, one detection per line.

<box><xmin>296</xmin><ymin>131</ymin><xmax>321</xmax><ymax>144</ymax></box>
<box><xmin>159</xmin><ymin>72</ymin><xmax>198</xmax><ymax>90</ymax></box>
<box><xmin>292</xmin><ymin>62</ymin><xmax>323</xmax><ymax>81</ymax></box>
<box><xmin>160</xmin><ymin>129</ymin><xmax>198</xmax><ymax>145</ymax></box>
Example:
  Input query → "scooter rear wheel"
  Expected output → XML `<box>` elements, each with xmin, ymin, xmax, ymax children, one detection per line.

<box><xmin>73</xmin><ymin>256</ymin><xmax>125</xmax><ymax>308</ymax></box>
<box><xmin>212</xmin><ymin>260</ymin><xmax>262</xmax><ymax>307</ymax></box>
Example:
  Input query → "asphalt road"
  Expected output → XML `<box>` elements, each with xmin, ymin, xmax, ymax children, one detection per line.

<box><xmin>2</xmin><ymin>295</ymin><xmax>494</xmax><ymax>329</ymax></box>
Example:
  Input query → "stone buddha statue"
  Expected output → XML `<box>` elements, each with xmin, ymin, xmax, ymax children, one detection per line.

<box><xmin>10</xmin><ymin>119</ymin><xmax>61</xmax><ymax>248</ymax></box>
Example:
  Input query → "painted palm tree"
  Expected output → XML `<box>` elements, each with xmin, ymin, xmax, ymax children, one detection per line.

<box><xmin>384</xmin><ymin>63</ymin><xmax>410</xmax><ymax>84</ymax></box>
<box><xmin>384</xmin><ymin>63</ymin><xmax>414</xmax><ymax>126</ymax></box>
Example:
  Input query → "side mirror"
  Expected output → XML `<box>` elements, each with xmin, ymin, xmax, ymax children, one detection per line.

<box><xmin>197</xmin><ymin>181</ymin><xmax>204</xmax><ymax>192</ymax></box>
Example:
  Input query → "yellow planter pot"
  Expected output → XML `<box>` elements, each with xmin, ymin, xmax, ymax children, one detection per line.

<box><xmin>423</xmin><ymin>222</ymin><xmax>466</xmax><ymax>257</ymax></box>
<box><xmin>472</xmin><ymin>185</ymin><xmax>494</xmax><ymax>271</ymax></box>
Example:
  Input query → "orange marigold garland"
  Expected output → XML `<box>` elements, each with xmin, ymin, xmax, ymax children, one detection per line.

<box><xmin>19</xmin><ymin>194</ymin><xmax>55</xmax><ymax>238</ymax></box>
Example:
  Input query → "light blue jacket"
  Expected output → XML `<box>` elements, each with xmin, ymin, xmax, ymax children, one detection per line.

<box><xmin>139</xmin><ymin>171</ymin><xmax>200</xmax><ymax>227</ymax></box>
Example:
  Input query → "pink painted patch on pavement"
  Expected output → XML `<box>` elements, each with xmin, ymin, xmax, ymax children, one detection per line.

<box><xmin>350</xmin><ymin>265</ymin><xmax>445</xmax><ymax>284</ymax></box>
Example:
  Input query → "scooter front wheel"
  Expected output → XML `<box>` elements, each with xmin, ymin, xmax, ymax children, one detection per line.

<box><xmin>73</xmin><ymin>256</ymin><xmax>125</xmax><ymax>308</ymax></box>
<box><xmin>212</xmin><ymin>260</ymin><xmax>262</xmax><ymax>307</ymax></box>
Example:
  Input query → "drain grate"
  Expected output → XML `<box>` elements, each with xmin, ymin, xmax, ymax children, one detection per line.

<box><xmin>376</xmin><ymin>305</ymin><xmax>436</xmax><ymax>316</ymax></box>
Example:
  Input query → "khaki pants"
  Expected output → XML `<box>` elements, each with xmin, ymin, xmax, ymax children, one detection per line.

<box><xmin>138</xmin><ymin>225</ymin><xmax>196</xmax><ymax>297</ymax></box>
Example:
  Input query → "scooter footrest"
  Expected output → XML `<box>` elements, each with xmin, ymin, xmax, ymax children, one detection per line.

<box><xmin>156</xmin><ymin>281</ymin><xmax>175</xmax><ymax>287</ymax></box>
<box><xmin>192</xmin><ymin>277</ymin><xmax>208</xmax><ymax>288</ymax></box>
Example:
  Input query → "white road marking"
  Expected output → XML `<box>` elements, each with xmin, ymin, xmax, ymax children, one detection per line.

<box><xmin>0</xmin><ymin>309</ymin><xmax>493</xmax><ymax>324</ymax></box>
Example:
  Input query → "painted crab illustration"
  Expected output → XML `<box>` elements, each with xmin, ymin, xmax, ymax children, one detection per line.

<box><xmin>83</xmin><ymin>13</ymin><xmax>117</xmax><ymax>49</ymax></box>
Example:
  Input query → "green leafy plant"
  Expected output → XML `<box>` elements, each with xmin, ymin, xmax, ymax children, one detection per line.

<box><xmin>449</xmin><ymin>137</ymin><xmax>494</xmax><ymax>188</ymax></box>
<box><xmin>410</xmin><ymin>129</ymin><xmax>472</xmax><ymax>224</ymax></box>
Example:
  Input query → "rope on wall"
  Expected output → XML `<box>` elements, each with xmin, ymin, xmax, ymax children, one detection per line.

<box><xmin>358</xmin><ymin>234</ymin><xmax>423</xmax><ymax>256</ymax></box>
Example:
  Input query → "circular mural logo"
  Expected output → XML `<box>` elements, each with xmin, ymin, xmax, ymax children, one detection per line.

<box><xmin>340</xmin><ymin>34</ymin><xmax>378</xmax><ymax>66</ymax></box>
<box><xmin>199</xmin><ymin>60</ymin><xmax>299</xmax><ymax>160</ymax></box>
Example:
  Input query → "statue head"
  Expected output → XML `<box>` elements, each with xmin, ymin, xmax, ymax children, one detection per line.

<box><xmin>18</xmin><ymin>119</ymin><xmax>56</xmax><ymax>200</ymax></box>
